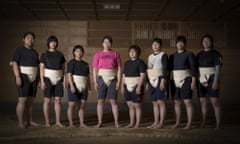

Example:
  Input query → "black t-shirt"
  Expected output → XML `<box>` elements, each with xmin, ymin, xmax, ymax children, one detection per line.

<box><xmin>11</xmin><ymin>46</ymin><xmax>39</xmax><ymax>66</ymax></box>
<box><xmin>40</xmin><ymin>50</ymin><xmax>66</xmax><ymax>70</ymax></box>
<box><xmin>169</xmin><ymin>50</ymin><xmax>197</xmax><ymax>76</ymax></box>
<box><xmin>197</xmin><ymin>49</ymin><xmax>222</xmax><ymax>67</ymax></box>
<box><xmin>123</xmin><ymin>58</ymin><xmax>146</xmax><ymax>77</ymax></box>
<box><xmin>67</xmin><ymin>59</ymin><xmax>89</xmax><ymax>76</ymax></box>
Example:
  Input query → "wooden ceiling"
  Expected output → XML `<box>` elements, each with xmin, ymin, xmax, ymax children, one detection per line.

<box><xmin>0</xmin><ymin>0</ymin><xmax>240</xmax><ymax>21</ymax></box>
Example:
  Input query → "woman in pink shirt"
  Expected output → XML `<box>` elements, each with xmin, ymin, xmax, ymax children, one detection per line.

<box><xmin>92</xmin><ymin>35</ymin><xmax>122</xmax><ymax>128</ymax></box>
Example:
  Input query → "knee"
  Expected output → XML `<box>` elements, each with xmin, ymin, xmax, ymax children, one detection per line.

<box><xmin>54</xmin><ymin>98</ymin><xmax>61</xmax><ymax>104</ymax></box>
<box><xmin>211</xmin><ymin>101</ymin><xmax>220</xmax><ymax>108</ymax></box>
<box><xmin>98</xmin><ymin>100</ymin><xmax>104</xmax><ymax>106</ymax></box>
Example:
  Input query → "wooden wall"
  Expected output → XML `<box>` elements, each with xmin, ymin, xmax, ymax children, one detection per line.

<box><xmin>0</xmin><ymin>20</ymin><xmax>239</xmax><ymax>105</ymax></box>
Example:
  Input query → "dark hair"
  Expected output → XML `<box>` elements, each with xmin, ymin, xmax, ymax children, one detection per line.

<box><xmin>152</xmin><ymin>37</ymin><xmax>162</xmax><ymax>46</ymax></box>
<box><xmin>23</xmin><ymin>32</ymin><xmax>35</xmax><ymax>39</ymax></box>
<box><xmin>72</xmin><ymin>45</ymin><xmax>84</xmax><ymax>57</ymax></box>
<box><xmin>201</xmin><ymin>34</ymin><xmax>214</xmax><ymax>48</ymax></box>
<box><xmin>176</xmin><ymin>35</ymin><xmax>187</xmax><ymax>45</ymax></box>
<box><xmin>102</xmin><ymin>35</ymin><xmax>113</xmax><ymax>44</ymax></box>
<box><xmin>128</xmin><ymin>44</ymin><xmax>141</xmax><ymax>57</ymax></box>
<box><xmin>47</xmin><ymin>35</ymin><xmax>58</xmax><ymax>49</ymax></box>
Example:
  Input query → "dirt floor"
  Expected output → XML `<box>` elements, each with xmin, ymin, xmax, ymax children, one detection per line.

<box><xmin>0</xmin><ymin>108</ymin><xmax>240</xmax><ymax>144</ymax></box>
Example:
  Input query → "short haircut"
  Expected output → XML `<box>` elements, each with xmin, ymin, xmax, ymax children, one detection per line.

<box><xmin>201</xmin><ymin>34</ymin><xmax>214</xmax><ymax>48</ymax></box>
<box><xmin>152</xmin><ymin>37</ymin><xmax>162</xmax><ymax>46</ymax></box>
<box><xmin>102</xmin><ymin>35</ymin><xmax>113</xmax><ymax>44</ymax></box>
<box><xmin>128</xmin><ymin>44</ymin><xmax>141</xmax><ymax>57</ymax></box>
<box><xmin>72</xmin><ymin>45</ymin><xmax>84</xmax><ymax>56</ymax></box>
<box><xmin>23</xmin><ymin>32</ymin><xmax>35</xmax><ymax>39</ymax></box>
<box><xmin>47</xmin><ymin>35</ymin><xmax>58</xmax><ymax>49</ymax></box>
<box><xmin>176</xmin><ymin>35</ymin><xmax>187</xmax><ymax>45</ymax></box>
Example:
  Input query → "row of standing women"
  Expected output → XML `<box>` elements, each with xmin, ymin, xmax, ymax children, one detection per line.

<box><xmin>11</xmin><ymin>32</ymin><xmax>222</xmax><ymax>130</ymax></box>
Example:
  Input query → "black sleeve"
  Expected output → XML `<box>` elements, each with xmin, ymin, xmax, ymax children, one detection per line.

<box><xmin>138</xmin><ymin>60</ymin><xmax>146</xmax><ymax>73</ymax></box>
<box><xmin>11</xmin><ymin>48</ymin><xmax>21</xmax><ymax>63</ymax></box>
<box><xmin>188</xmin><ymin>52</ymin><xmax>197</xmax><ymax>77</ymax></box>
<box><xmin>67</xmin><ymin>60</ymin><xmax>74</xmax><ymax>73</ymax></box>
<box><xmin>86</xmin><ymin>63</ymin><xmax>90</xmax><ymax>75</ymax></box>
<box><xmin>61</xmin><ymin>54</ymin><xmax>66</xmax><ymax>64</ymax></box>
<box><xmin>40</xmin><ymin>53</ymin><xmax>46</xmax><ymax>64</ymax></box>
<box><xmin>161</xmin><ymin>54</ymin><xmax>168</xmax><ymax>78</ymax></box>
<box><xmin>213</xmin><ymin>51</ymin><xmax>222</xmax><ymax>66</ymax></box>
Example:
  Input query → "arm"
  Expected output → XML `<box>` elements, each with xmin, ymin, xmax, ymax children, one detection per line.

<box><xmin>12</xmin><ymin>62</ymin><xmax>21</xmax><ymax>86</ymax></box>
<box><xmin>121</xmin><ymin>74</ymin><xmax>125</xmax><ymax>95</ymax></box>
<box><xmin>67</xmin><ymin>72</ymin><xmax>75</xmax><ymax>93</ymax></box>
<box><xmin>40</xmin><ymin>63</ymin><xmax>46</xmax><ymax>90</ymax></box>
<box><xmin>93</xmin><ymin>68</ymin><xmax>98</xmax><ymax>91</ymax></box>
<box><xmin>116</xmin><ymin>66</ymin><xmax>122</xmax><ymax>90</ymax></box>
<box><xmin>136</xmin><ymin>73</ymin><xmax>145</xmax><ymax>94</ymax></box>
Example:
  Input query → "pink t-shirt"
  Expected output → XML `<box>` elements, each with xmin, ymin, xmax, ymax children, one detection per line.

<box><xmin>92</xmin><ymin>50</ymin><xmax>121</xmax><ymax>69</ymax></box>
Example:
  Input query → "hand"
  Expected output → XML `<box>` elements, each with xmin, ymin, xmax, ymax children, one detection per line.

<box><xmin>15</xmin><ymin>76</ymin><xmax>22</xmax><ymax>86</ymax></box>
<box><xmin>88</xmin><ymin>90</ymin><xmax>92</xmax><ymax>96</ymax></box>
<box><xmin>116</xmin><ymin>82</ymin><xmax>120</xmax><ymax>90</ymax></box>
<box><xmin>145</xmin><ymin>84</ymin><xmax>149</xmax><ymax>92</ymax></box>
<box><xmin>94</xmin><ymin>82</ymin><xmax>98</xmax><ymax>91</ymax></box>
<box><xmin>70</xmin><ymin>86</ymin><xmax>76</xmax><ymax>93</ymax></box>
<box><xmin>41</xmin><ymin>81</ymin><xmax>46</xmax><ymax>90</ymax></box>
<box><xmin>63</xmin><ymin>81</ymin><xmax>66</xmax><ymax>89</ymax></box>
<box><xmin>160</xmin><ymin>80</ymin><xmax>165</xmax><ymax>91</ymax></box>
<box><xmin>212</xmin><ymin>82</ymin><xmax>218</xmax><ymax>90</ymax></box>
<box><xmin>191</xmin><ymin>81</ymin><xmax>196</xmax><ymax>91</ymax></box>
<box><xmin>136</xmin><ymin>85</ymin><xmax>141</xmax><ymax>95</ymax></box>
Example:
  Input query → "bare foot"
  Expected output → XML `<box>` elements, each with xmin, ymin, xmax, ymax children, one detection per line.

<box><xmin>80</xmin><ymin>123</ymin><xmax>88</xmax><ymax>128</ymax></box>
<box><xmin>156</xmin><ymin>123</ymin><xmax>164</xmax><ymax>129</ymax></box>
<box><xmin>171</xmin><ymin>123</ymin><xmax>180</xmax><ymax>129</ymax></box>
<box><xmin>18</xmin><ymin>125</ymin><xmax>26</xmax><ymax>129</ymax></box>
<box><xmin>125</xmin><ymin>124</ymin><xmax>134</xmax><ymax>128</ymax></box>
<box><xmin>45</xmin><ymin>123</ymin><xmax>51</xmax><ymax>128</ymax></box>
<box><xmin>115</xmin><ymin>124</ymin><xmax>120</xmax><ymax>128</ymax></box>
<box><xmin>147</xmin><ymin>123</ymin><xmax>157</xmax><ymax>129</ymax></box>
<box><xmin>28</xmin><ymin>121</ymin><xmax>40</xmax><ymax>127</ymax></box>
<box><xmin>69</xmin><ymin>124</ymin><xmax>75</xmax><ymax>128</ymax></box>
<box><xmin>134</xmin><ymin>125</ymin><xmax>139</xmax><ymax>128</ymax></box>
<box><xmin>55</xmin><ymin>123</ymin><xmax>65</xmax><ymax>128</ymax></box>
<box><xmin>95</xmin><ymin>123</ymin><xmax>102</xmax><ymax>128</ymax></box>
<box><xmin>183</xmin><ymin>125</ymin><xmax>192</xmax><ymax>130</ymax></box>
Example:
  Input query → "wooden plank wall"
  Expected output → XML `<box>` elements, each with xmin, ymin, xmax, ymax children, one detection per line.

<box><xmin>0</xmin><ymin>21</ymin><xmax>239</xmax><ymax>105</ymax></box>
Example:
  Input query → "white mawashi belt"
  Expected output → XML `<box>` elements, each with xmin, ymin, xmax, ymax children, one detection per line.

<box><xmin>173</xmin><ymin>69</ymin><xmax>191</xmax><ymax>88</ymax></box>
<box><xmin>147</xmin><ymin>69</ymin><xmax>163</xmax><ymax>88</ymax></box>
<box><xmin>98</xmin><ymin>69</ymin><xmax>116</xmax><ymax>86</ymax></box>
<box><xmin>44</xmin><ymin>69</ymin><xmax>63</xmax><ymax>85</ymax></box>
<box><xmin>199</xmin><ymin>67</ymin><xmax>215</xmax><ymax>87</ymax></box>
<box><xmin>19</xmin><ymin>66</ymin><xmax>38</xmax><ymax>82</ymax></box>
<box><xmin>73</xmin><ymin>75</ymin><xmax>88</xmax><ymax>92</ymax></box>
<box><xmin>124</xmin><ymin>77</ymin><xmax>140</xmax><ymax>92</ymax></box>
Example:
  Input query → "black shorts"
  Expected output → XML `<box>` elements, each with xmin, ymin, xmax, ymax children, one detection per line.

<box><xmin>124</xmin><ymin>85</ymin><xmax>144</xmax><ymax>103</ymax></box>
<box><xmin>67</xmin><ymin>85</ymin><xmax>88</xmax><ymax>102</ymax></box>
<box><xmin>16</xmin><ymin>73</ymin><xmax>38</xmax><ymax>97</ymax></box>
<box><xmin>198</xmin><ymin>75</ymin><xmax>219</xmax><ymax>98</ymax></box>
<box><xmin>170</xmin><ymin>77</ymin><xmax>193</xmax><ymax>100</ymax></box>
<box><xmin>97</xmin><ymin>76</ymin><xmax>118</xmax><ymax>100</ymax></box>
<box><xmin>43</xmin><ymin>77</ymin><xmax>64</xmax><ymax>97</ymax></box>
<box><xmin>148</xmin><ymin>77</ymin><xmax>168</xmax><ymax>101</ymax></box>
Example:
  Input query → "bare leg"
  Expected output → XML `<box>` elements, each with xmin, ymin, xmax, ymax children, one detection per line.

<box><xmin>16</xmin><ymin>97</ymin><xmax>27</xmax><ymax>128</ymax></box>
<box><xmin>26</xmin><ymin>97</ymin><xmax>39</xmax><ymax>127</ymax></box>
<box><xmin>134</xmin><ymin>103</ymin><xmax>142</xmax><ymax>128</ymax></box>
<box><xmin>171</xmin><ymin>100</ymin><xmax>181</xmax><ymax>129</ymax></box>
<box><xmin>110</xmin><ymin>99</ymin><xmax>120</xmax><ymax>128</ymax></box>
<box><xmin>125</xmin><ymin>101</ymin><xmax>134</xmax><ymax>128</ymax></box>
<box><xmin>210</xmin><ymin>97</ymin><xmax>221</xmax><ymax>130</ymax></box>
<box><xmin>54</xmin><ymin>97</ymin><xmax>64</xmax><ymax>127</ymax></box>
<box><xmin>43</xmin><ymin>97</ymin><xmax>51</xmax><ymax>127</ymax></box>
<box><xmin>79</xmin><ymin>100</ymin><xmax>88</xmax><ymax>128</ymax></box>
<box><xmin>147</xmin><ymin>102</ymin><xmax>159</xmax><ymax>128</ymax></box>
<box><xmin>183</xmin><ymin>99</ymin><xmax>193</xmax><ymax>130</ymax></box>
<box><xmin>67</xmin><ymin>102</ymin><xmax>76</xmax><ymax>127</ymax></box>
<box><xmin>157</xmin><ymin>100</ymin><xmax>166</xmax><ymax>128</ymax></box>
<box><xmin>95</xmin><ymin>99</ymin><xmax>104</xmax><ymax>128</ymax></box>
<box><xmin>200</xmin><ymin>98</ymin><xmax>208</xmax><ymax>127</ymax></box>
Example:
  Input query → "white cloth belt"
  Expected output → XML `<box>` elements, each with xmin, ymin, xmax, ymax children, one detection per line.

<box><xmin>19</xmin><ymin>66</ymin><xmax>38</xmax><ymax>82</ymax></box>
<box><xmin>147</xmin><ymin>69</ymin><xmax>163</xmax><ymax>88</ymax></box>
<box><xmin>44</xmin><ymin>69</ymin><xmax>63</xmax><ymax>85</ymax></box>
<box><xmin>199</xmin><ymin>67</ymin><xmax>215</xmax><ymax>87</ymax></box>
<box><xmin>173</xmin><ymin>69</ymin><xmax>191</xmax><ymax>88</ymax></box>
<box><xmin>73</xmin><ymin>75</ymin><xmax>88</xmax><ymax>92</ymax></box>
<box><xmin>124</xmin><ymin>77</ymin><xmax>140</xmax><ymax>92</ymax></box>
<box><xmin>98</xmin><ymin>69</ymin><xmax>116</xmax><ymax>86</ymax></box>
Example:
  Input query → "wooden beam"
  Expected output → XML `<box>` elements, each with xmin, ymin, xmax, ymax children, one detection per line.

<box><xmin>126</xmin><ymin>0</ymin><xmax>133</xmax><ymax>21</ymax></box>
<box><xmin>154</xmin><ymin>0</ymin><xmax>171</xmax><ymax>21</ymax></box>
<box><xmin>92</xmin><ymin>0</ymin><xmax>99</xmax><ymax>20</ymax></box>
<box><xmin>183</xmin><ymin>0</ymin><xmax>208</xmax><ymax>21</ymax></box>
<box><xmin>56</xmin><ymin>0</ymin><xmax>70</xmax><ymax>20</ymax></box>
<box><xmin>18</xmin><ymin>0</ymin><xmax>41</xmax><ymax>20</ymax></box>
